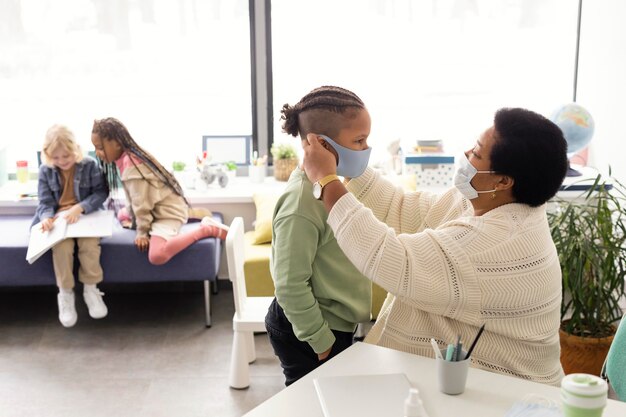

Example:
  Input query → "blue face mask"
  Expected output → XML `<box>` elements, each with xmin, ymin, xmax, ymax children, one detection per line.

<box><xmin>504</xmin><ymin>394</ymin><xmax>561</xmax><ymax>417</ymax></box>
<box><xmin>318</xmin><ymin>134</ymin><xmax>372</xmax><ymax>178</ymax></box>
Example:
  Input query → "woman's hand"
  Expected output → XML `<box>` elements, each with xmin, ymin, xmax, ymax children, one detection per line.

<box><xmin>40</xmin><ymin>217</ymin><xmax>56</xmax><ymax>232</ymax></box>
<box><xmin>135</xmin><ymin>235</ymin><xmax>150</xmax><ymax>252</ymax></box>
<box><xmin>302</xmin><ymin>133</ymin><xmax>337</xmax><ymax>183</ymax></box>
<box><xmin>64</xmin><ymin>204</ymin><xmax>84</xmax><ymax>224</ymax></box>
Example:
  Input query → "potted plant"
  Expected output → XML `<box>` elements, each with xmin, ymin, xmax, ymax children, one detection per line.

<box><xmin>548</xmin><ymin>173</ymin><xmax>626</xmax><ymax>375</ymax></box>
<box><xmin>271</xmin><ymin>143</ymin><xmax>298</xmax><ymax>181</ymax></box>
<box><xmin>225</xmin><ymin>161</ymin><xmax>237</xmax><ymax>179</ymax></box>
<box><xmin>172</xmin><ymin>161</ymin><xmax>186</xmax><ymax>173</ymax></box>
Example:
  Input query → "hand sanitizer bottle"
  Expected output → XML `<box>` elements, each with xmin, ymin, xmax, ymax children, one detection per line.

<box><xmin>404</xmin><ymin>388</ymin><xmax>429</xmax><ymax>417</ymax></box>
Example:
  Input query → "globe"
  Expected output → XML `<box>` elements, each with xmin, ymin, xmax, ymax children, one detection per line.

<box><xmin>550</xmin><ymin>103</ymin><xmax>594</xmax><ymax>176</ymax></box>
<box><xmin>551</xmin><ymin>103</ymin><xmax>594</xmax><ymax>155</ymax></box>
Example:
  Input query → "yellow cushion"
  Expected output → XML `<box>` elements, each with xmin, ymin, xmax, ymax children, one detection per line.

<box><xmin>371</xmin><ymin>283</ymin><xmax>387</xmax><ymax>320</ymax></box>
<box><xmin>244</xmin><ymin>231</ymin><xmax>275</xmax><ymax>296</ymax></box>
<box><xmin>250</xmin><ymin>192</ymin><xmax>281</xmax><ymax>244</ymax></box>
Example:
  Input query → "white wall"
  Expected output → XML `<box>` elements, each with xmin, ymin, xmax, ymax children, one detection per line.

<box><xmin>578</xmin><ymin>0</ymin><xmax>626</xmax><ymax>183</ymax></box>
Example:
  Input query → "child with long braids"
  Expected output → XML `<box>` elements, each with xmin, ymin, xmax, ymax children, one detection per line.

<box><xmin>265</xmin><ymin>86</ymin><xmax>372</xmax><ymax>386</ymax></box>
<box><xmin>91</xmin><ymin>117</ymin><xmax>228</xmax><ymax>265</ymax></box>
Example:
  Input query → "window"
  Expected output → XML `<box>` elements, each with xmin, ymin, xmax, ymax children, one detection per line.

<box><xmin>271</xmin><ymin>0</ymin><xmax>578</xmax><ymax>163</ymax></box>
<box><xmin>0</xmin><ymin>0</ymin><xmax>251</xmax><ymax>172</ymax></box>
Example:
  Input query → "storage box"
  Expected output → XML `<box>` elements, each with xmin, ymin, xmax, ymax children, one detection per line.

<box><xmin>403</xmin><ymin>154</ymin><xmax>455</xmax><ymax>188</ymax></box>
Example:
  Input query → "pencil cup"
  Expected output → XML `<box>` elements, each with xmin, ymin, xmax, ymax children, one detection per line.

<box><xmin>437</xmin><ymin>348</ymin><xmax>469</xmax><ymax>395</ymax></box>
<box><xmin>561</xmin><ymin>374</ymin><xmax>608</xmax><ymax>417</ymax></box>
<box><xmin>249</xmin><ymin>165</ymin><xmax>265</xmax><ymax>183</ymax></box>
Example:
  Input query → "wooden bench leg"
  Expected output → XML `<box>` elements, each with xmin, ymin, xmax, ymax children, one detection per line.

<box><xmin>204</xmin><ymin>280</ymin><xmax>212</xmax><ymax>328</ymax></box>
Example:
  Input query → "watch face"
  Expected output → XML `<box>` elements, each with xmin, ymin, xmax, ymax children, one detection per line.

<box><xmin>313</xmin><ymin>182</ymin><xmax>322</xmax><ymax>199</ymax></box>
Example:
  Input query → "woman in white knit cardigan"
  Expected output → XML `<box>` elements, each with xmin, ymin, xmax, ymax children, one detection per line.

<box><xmin>302</xmin><ymin>108</ymin><xmax>569</xmax><ymax>385</ymax></box>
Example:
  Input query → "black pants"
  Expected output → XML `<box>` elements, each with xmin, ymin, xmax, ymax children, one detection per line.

<box><xmin>265</xmin><ymin>298</ymin><xmax>354</xmax><ymax>386</ymax></box>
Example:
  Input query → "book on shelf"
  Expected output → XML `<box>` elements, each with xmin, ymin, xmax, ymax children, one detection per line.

<box><xmin>26</xmin><ymin>210</ymin><xmax>114</xmax><ymax>264</ymax></box>
<box><xmin>412</xmin><ymin>145</ymin><xmax>444</xmax><ymax>153</ymax></box>
<box><xmin>414</xmin><ymin>139</ymin><xmax>444</xmax><ymax>154</ymax></box>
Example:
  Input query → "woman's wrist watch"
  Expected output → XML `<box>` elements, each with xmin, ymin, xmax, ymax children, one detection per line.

<box><xmin>313</xmin><ymin>174</ymin><xmax>340</xmax><ymax>200</ymax></box>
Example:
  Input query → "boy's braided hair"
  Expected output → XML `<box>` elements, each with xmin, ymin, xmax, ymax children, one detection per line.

<box><xmin>92</xmin><ymin>117</ymin><xmax>188</xmax><ymax>206</ymax></box>
<box><xmin>280</xmin><ymin>86</ymin><xmax>365</xmax><ymax>139</ymax></box>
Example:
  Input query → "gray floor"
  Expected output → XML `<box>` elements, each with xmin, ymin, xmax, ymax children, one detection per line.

<box><xmin>0</xmin><ymin>282</ymin><xmax>285</xmax><ymax>417</ymax></box>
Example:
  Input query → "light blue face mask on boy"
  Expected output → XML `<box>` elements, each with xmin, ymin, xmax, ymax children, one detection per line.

<box><xmin>318</xmin><ymin>134</ymin><xmax>372</xmax><ymax>178</ymax></box>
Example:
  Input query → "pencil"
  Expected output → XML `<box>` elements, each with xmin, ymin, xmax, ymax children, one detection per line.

<box><xmin>465</xmin><ymin>324</ymin><xmax>485</xmax><ymax>360</ymax></box>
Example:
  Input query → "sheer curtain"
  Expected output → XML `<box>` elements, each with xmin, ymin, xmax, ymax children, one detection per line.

<box><xmin>0</xmin><ymin>0</ymin><xmax>251</xmax><ymax>173</ymax></box>
<box><xmin>271</xmin><ymin>0</ymin><xmax>578</xmax><ymax>166</ymax></box>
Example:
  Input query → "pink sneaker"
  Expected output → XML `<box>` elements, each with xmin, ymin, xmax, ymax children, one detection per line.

<box><xmin>117</xmin><ymin>207</ymin><xmax>132</xmax><ymax>222</ymax></box>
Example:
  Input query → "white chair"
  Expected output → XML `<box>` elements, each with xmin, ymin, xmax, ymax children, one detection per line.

<box><xmin>226</xmin><ymin>217</ymin><xmax>274</xmax><ymax>389</ymax></box>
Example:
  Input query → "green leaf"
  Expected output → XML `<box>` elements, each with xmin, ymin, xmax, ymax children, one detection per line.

<box><xmin>549</xmin><ymin>172</ymin><xmax>626</xmax><ymax>338</ymax></box>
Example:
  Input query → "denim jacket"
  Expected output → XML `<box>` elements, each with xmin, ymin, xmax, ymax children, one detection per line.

<box><xmin>32</xmin><ymin>156</ymin><xmax>109</xmax><ymax>226</ymax></box>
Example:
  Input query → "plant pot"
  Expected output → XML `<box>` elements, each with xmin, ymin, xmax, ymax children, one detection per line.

<box><xmin>559</xmin><ymin>328</ymin><xmax>614</xmax><ymax>376</ymax></box>
<box><xmin>274</xmin><ymin>158</ymin><xmax>298</xmax><ymax>181</ymax></box>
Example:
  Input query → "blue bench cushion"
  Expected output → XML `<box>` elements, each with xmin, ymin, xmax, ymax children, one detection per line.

<box><xmin>0</xmin><ymin>213</ymin><xmax>222</xmax><ymax>287</ymax></box>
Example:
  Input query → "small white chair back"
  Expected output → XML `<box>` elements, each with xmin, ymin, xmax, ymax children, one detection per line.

<box><xmin>226</xmin><ymin>217</ymin><xmax>247</xmax><ymax>319</ymax></box>
<box><xmin>225</xmin><ymin>216</ymin><xmax>274</xmax><ymax>388</ymax></box>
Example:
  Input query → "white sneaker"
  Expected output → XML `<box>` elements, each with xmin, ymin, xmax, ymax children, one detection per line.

<box><xmin>200</xmin><ymin>216</ymin><xmax>229</xmax><ymax>232</ymax></box>
<box><xmin>57</xmin><ymin>291</ymin><xmax>77</xmax><ymax>328</ymax></box>
<box><xmin>83</xmin><ymin>286</ymin><xmax>108</xmax><ymax>319</ymax></box>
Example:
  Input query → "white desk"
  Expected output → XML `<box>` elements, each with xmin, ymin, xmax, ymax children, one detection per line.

<box><xmin>245</xmin><ymin>342</ymin><xmax>626</xmax><ymax>417</ymax></box>
<box><xmin>0</xmin><ymin>169</ymin><xmax>598</xmax><ymax>216</ymax></box>
<box><xmin>0</xmin><ymin>176</ymin><xmax>287</xmax><ymax>230</ymax></box>
<box><xmin>0</xmin><ymin>171</ymin><xmax>602</xmax><ymax>279</ymax></box>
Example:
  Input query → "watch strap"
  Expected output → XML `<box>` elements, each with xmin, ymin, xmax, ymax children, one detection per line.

<box><xmin>318</xmin><ymin>174</ymin><xmax>340</xmax><ymax>188</ymax></box>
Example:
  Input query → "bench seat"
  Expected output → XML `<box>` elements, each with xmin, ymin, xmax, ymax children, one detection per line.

<box><xmin>0</xmin><ymin>213</ymin><xmax>223</xmax><ymax>326</ymax></box>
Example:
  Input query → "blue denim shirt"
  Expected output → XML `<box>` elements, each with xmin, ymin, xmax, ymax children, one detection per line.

<box><xmin>32</xmin><ymin>156</ymin><xmax>109</xmax><ymax>226</ymax></box>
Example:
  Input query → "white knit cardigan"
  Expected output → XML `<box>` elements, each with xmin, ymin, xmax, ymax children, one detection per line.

<box><xmin>328</xmin><ymin>168</ymin><xmax>564</xmax><ymax>385</ymax></box>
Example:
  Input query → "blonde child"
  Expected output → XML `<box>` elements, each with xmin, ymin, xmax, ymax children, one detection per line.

<box><xmin>265</xmin><ymin>86</ymin><xmax>372</xmax><ymax>386</ymax></box>
<box><xmin>91</xmin><ymin>117</ymin><xmax>228</xmax><ymax>265</ymax></box>
<box><xmin>34</xmin><ymin>124</ymin><xmax>109</xmax><ymax>327</ymax></box>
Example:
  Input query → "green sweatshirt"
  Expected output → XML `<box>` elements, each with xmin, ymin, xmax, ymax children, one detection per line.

<box><xmin>271</xmin><ymin>168</ymin><xmax>371</xmax><ymax>353</ymax></box>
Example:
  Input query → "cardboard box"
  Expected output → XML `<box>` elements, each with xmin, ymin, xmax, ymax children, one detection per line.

<box><xmin>403</xmin><ymin>154</ymin><xmax>455</xmax><ymax>188</ymax></box>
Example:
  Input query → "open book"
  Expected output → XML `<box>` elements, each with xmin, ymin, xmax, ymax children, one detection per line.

<box><xmin>313</xmin><ymin>373</ymin><xmax>411</xmax><ymax>417</ymax></box>
<box><xmin>26</xmin><ymin>210</ymin><xmax>114</xmax><ymax>264</ymax></box>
